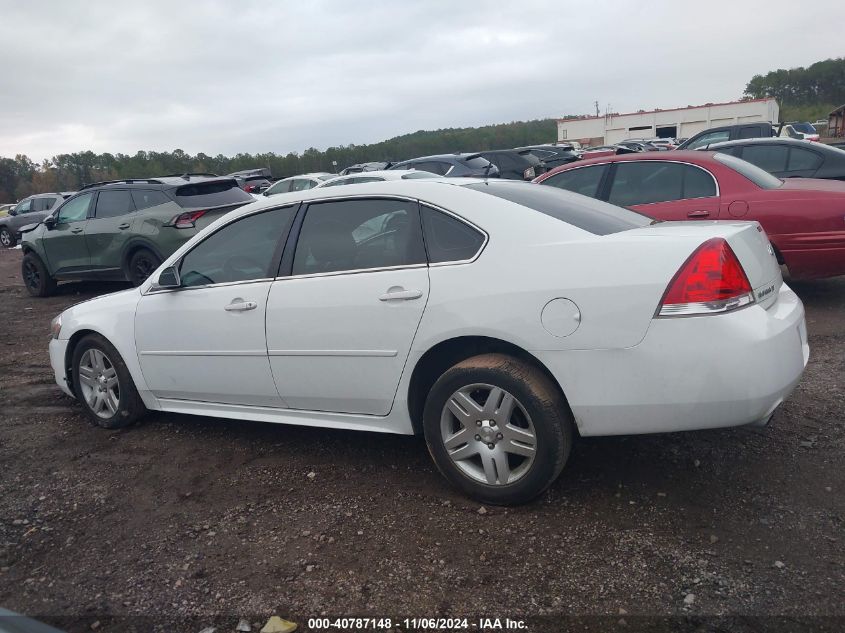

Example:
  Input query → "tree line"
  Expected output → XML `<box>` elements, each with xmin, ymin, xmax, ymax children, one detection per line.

<box><xmin>0</xmin><ymin>119</ymin><xmax>557</xmax><ymax>203</ymax></box>
<box><xmin>744</xmin><ymin>57</ymin><xmax>844</xmax><ymax>110</ymax></box>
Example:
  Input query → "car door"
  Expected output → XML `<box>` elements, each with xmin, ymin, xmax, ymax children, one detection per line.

<box><xmin>42</xmin><ymin>192</ymin><xmax>94</xmax><ymax>273</ymax></box>
<box><xmin>85</xmin><ymin>189</ymin><xmax>136</xmax><ymax>272</ymax></box>
<box><xmin>607</xmin><ymin>161</ymin><xmax>720</xmax><ymax>221</ymax></box>
<box><xmin>265</xmin><ymin>197</ymin><xmax>430</xmax><ymax>415</ymax></box>
<box><xmin>134</xmin><ymin>204</ymin><xmax>297</xmax><ymax>407</ymax></box>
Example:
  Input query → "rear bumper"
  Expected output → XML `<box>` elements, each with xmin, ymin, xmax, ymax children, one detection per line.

<box><xmin>49</xmin><ymin>338</ymin><xmax>75</xmax><ymax>398</ymax></box>
<box><xmin>538</xmin><ymin>284</ymin><xmax>809</xmax><ymax>436</ymax></box>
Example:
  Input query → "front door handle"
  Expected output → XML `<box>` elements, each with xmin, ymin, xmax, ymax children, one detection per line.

<box><xmin>118</xmin><ymin>222</ymin><xmax>131</xmax><ymax>230</ymax></box>
<box><xmin>379</xmin><ymin>287</ymin><xmax>423</xmax><ymax>301</ymax></box>
<box><xmin>687</xmin><ymin>210</ymin><xmax>710</xmax><ymax>218</ymax></box>
<box><xmin>71</xmin><ymin>227</ymin><xmax>83</xmax><ymax>234</ymax></box>
<box><xmin>224</xmin><ymin>298</ymin><xmax>258</xmax><ymax>312</ymax></box>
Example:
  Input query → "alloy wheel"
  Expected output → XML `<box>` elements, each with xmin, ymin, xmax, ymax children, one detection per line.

<box><xmin>440</xmin><ymin>383</ymin><xmax>537</xmax><ymax>486</ymax></box>
<box><xmin>133</xmin><ymin>256</ymin><xmax>156</xmax><ymax>283</ymax></box>
<box><xmin>0</xmin><ymin>229</ymin><xmax>10</xmax><ymax>247</ymax></box>
<box><xmin>22</xmin><ymin>260</ymin><xmax>40</xmax><ymax>290</ymax></box>
<box><xmin>78</xmin><ymin>348</ymin><xmax>120</xmax><ymax>419</ymax></box>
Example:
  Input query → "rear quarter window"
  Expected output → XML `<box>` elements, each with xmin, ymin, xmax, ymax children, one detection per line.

<box><xmin>175</xmin><ymin>180</ymin><xmax>254</xmax><ymax>208</ymax></box>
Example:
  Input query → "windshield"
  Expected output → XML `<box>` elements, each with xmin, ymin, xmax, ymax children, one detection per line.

<box><xmin>713</xmin><ymin>153</ymin><xmax>783</xmax><ymax>189</ymax></box>
<box><xmin>792</xmin><ymin>122</ymin><xmax>817</xmax><ymax>134</ymax></box>
<box><xmin>464</xmin><ymin>181</ymin><xmax>652</xmax><ymax>235</ymax></box>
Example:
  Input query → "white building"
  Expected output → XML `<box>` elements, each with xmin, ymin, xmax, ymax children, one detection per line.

<box><xmin>557</xmin><ymin>98</ymin><xmax>779</xmax><ymax>145</ymax></box>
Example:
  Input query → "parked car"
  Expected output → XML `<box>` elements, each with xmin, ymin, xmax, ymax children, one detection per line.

<box><xmin>579</xmin><ymin>145</ymin><xmax>638</xmax><ymax>159</ymax></box>
<box><xmin>389</xmin><ymin>153</ymin><xmax>500</xmax><ymax>178</ymax></box>
<box><xmin>703</xmin><ymin>138</ymin><xmax>845</xmax><ymax>180</ymax></box>
<box><xmin>535</xmin><ymin>150</ymin><xmax>845</xmax><ymax>278</ymax></box>
<box><xmin>676</xmin><ymin>122</ymin><xmax>777</xmax><ymax>150</ymax></box>
<box><xmin>263</xmin><ymin>173</ymin><xmax>336</xmax><ymax>196</ymax></box>
<box><xmin>317</xmin><ymin>170</ymin><xmax>437</xmax><ymax>187</ymax></box>
<box><xmin>779</xmin><ymin>122</ymin><xmax>820</xmax><ymax>142</ymax></box>
<box><xmin>0</xmin><ymin>192</ymin><xmax>73</xmax><ymax>247</ymax></box>
<box><xmin>616</xmin><ymin>141</ymin><xmax>652</xmax><ymax>152</ymax></box>
<box><xmin>20</xmin><ymin>176</ymin><xmax>254</xmax><ymax>295</ymax></box>
<box><xmin>46</xmin><ymin>178</ymin><xmax>806</xmax><ymax>504</ymax></box>
<box><xmin>515</xmin><ymin>145</ymin><xmax>580</xmax><ymax>170</ymax></box>
<box><xmin>476</xmin><ymin>149</ymin><xmax>545</xmax><ymax>180</ymax></box>
<box><xmin>339</xmin><ymin>162</ymin><xmax>393</xmax><ymax>175</ymax></box>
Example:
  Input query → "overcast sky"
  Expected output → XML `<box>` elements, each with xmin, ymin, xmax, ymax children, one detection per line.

<box><xmin>1</xmin><ymin>0</ymin><xmax>841</xmax><ymax>162</ymax></box>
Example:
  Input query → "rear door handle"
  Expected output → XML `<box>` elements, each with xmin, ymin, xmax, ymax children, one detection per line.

<box><xmin>71</xmin><ymin>227</ymin><xmax>83</xmax><ymax>234</ymax></box>
<box><xmin>379</xmin><ymin>288</ymin><xmax>423</xmax><ymax>301</ymax></box>
<box><xmin>118</xmin><ymin>222</ymin><xmax>131</xmax><ymax>230</ymax></box>
<box><xmin>224</xmin><ymin>298</ymin><xmax>258</xmax><ymax>312</ymax></box>
<box><xmin>687</xmin><ymin>210</ymin><xmax>710</xmax><ymax>218</ymax></box>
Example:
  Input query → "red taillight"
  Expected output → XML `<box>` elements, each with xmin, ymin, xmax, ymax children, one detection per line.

<box><xmin>168</xmin><ymin>210</ymin><xmax>208</xmax><ymax>229</ymax></box>
<box><xmin>658</xmin><ymin>238</ymin><xmax>754</xmax><ymax>316</ymax></box>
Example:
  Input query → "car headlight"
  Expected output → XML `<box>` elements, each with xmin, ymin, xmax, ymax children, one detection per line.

<box><xmin>50</xmin><ymin>314</ymin><xmax>62</xmax><ymax>339</ymax></box>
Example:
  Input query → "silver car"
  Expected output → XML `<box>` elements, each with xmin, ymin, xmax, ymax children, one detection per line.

<box><xmin>0</xmin><ymin>192</ymin><xmax>73</xmax><ymax>247</ymax></box>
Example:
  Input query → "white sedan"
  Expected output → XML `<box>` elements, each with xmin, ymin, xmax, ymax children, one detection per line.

<box><xmin>47</xmin><ymin>179</ymin><xmax>808</xmax><ymax>504</ymax></box>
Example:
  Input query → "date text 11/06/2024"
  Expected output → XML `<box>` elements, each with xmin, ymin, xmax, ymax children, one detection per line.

<box><xmin>307</xmin><ymin>617</ymin><xmax>528</xmax><ymax>630</ymax></box>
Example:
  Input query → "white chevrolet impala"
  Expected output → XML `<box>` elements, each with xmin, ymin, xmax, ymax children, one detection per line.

<box><xmin>48</xmin><ymin>179</ymin><xmax>808</xmax><ymax>504</ymax></box>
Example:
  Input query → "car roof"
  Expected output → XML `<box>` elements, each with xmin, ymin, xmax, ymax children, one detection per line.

<box><xmin>706</xmin><ymin>137</ymin><xmax>832</xmax><ymax>150</ymax></box>
<box><xmin>549</xmin><ymin>149</ymin><xmax>714</xmax><ymax>170</ymax></box>
<box><xmin>77</xmin><ymin>175</ymin><xmax>237</xmax><ymax>191</ymax></box>
<box><xmin>397</xmin><ymin>153</ymin><xmax>481</xmax><ymax>162</ymax></box>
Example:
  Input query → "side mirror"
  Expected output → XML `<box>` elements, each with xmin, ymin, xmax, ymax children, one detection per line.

<box><xmin>43</xmin><ymin>216</ymin><xmax>56</xmax><ymax>229</ymax></box>
<box><xmin>154</xmin><ymin>265</ymin><xmax>181</xmax><ymax>289</ymax></box>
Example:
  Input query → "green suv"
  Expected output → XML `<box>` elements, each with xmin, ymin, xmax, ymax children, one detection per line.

<box><xmin>20</xmin><ymin>175</ymin><xmax>255</xmax><ymax>297</ymax></box>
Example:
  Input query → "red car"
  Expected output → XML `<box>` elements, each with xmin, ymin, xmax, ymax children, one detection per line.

<box><xmin>534</xmin><ymin>150</ymin><xmax>845</xmax><ymax>279</ymax></box>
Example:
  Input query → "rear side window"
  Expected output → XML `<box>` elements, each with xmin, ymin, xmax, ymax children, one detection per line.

<box><xmin>35</xmin><ymin>197</ymin><xmax>57</xmax><ymax>211</ymax></box>
<box><xmin>787</xmin><ymin>147</ymin><xmax>822</xmax><ymax>171</ymax></box>
<box><xmin>541</xmin><ymin>165</ymin><xmax>607</xmax><ymax>197</ymax></box>
<box><xmin>739</xmin><ymin>126</ymin><xmax>764</xmax><ymax>139</ymax></box>
<box><xmin>464</xmin><ymin>181</ymin><xmax>651</xmax><ymax>235</ymax></box>
<box><xmin>175</xmin><ymin>180</ymin><xmax>253</xmax><ymax>209</ymax></box>
<box><xmin>414</xmin><ymin>161</ymin><xmax>450</xmax><ymax>176</ymax></box>
<box><xmin>131</xmin><ymin>189</ymin><xmax>171</xmax><ymax>211</ymax></box>
<box><xmin>421</xmin><ymin>206</ymin><xmax>485</xmax><ymax>263</ymax></box>
<box><xmin>94</xmin><ymin>190</ymin><xmax>134</xmax><ymax>218</ymax></box>
<box><xmin>741</xmin><ymin>145</ymin><xmax>788</xmax><ymax>172</ymax></box>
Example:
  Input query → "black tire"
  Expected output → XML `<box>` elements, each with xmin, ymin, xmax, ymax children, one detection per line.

<box><xmin>127</xmin><ymin>248</ymin><xmax>161</xmax><ymax>286</ymax></box>
<box><xmin>21</xmin><ymin>252</ymin><xmax>57</xmax><ymax>297</ymax></box>
<box><xmin>422</xmin><ymin>353</ymin><xmax>573</xmax><ymax>505</ymax></box>
<box><xmin>0</xmin><ymin>226</ymin><xmax>15</xmax><ymax>248</ymax></box>
<box><xmin>71</xmin><ymin>334</ymin><xmax>146</xmax><ymax>429</ymax></box>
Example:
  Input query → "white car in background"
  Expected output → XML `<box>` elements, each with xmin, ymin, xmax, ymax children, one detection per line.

<box><xmin>262</xmin><ymin>172</ymin><xmax>336</xmax><ymax>196</ymax></box>
<box><xmin>47</xmin><ymin>179</ymin><xmax>808</xmax><ymax>504</ymax></box>
<box><xmin>317</xmin><ymin>169</ymin><xmax>437</xmax><ymax>187</ymax></box>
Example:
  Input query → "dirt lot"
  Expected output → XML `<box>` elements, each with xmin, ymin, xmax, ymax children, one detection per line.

<box><xmin>0</xmin><ymin>246</ymin><xmax>843</xmax><ymax>632</ymax></box>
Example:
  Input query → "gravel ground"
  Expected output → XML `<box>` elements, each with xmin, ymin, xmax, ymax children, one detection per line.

<box><xmin>0</xmin><ymin>247</ymin><xmax>843</xmax><ymax>632</ymax></box>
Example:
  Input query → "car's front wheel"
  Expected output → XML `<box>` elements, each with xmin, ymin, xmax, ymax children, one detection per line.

<box><xmin>127</xmin><ymin>248</ymin><xmax>162</xmax><ymax>286</ymax></box>
<box><xmin>21</xmin><ymin>252</ymin><xmax>57</xmax><ymax>297</ymax></box>
<box><xmin>0</xmin><ymin>226</ymin><xmax>16</xmax><ymax>248</ymax></box>
<box><xmin>423</xmin><ymin>353</ymin><xmax>573</xmax><ymax>505</ymax></box>
<box><xmin>71</xmin><ymin>334</ymin><xmax>146</xmax><ymax>429</ymax></box>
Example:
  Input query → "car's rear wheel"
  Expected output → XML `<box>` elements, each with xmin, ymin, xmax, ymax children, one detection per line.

<box><xmin>71</xmin><ymin>334</ymin><xmax>146</xmax><ymax>429</ymax></box>
<box><xmin>422</xmin><ymin>353</ymin><xmax>572</xmax><ymax>505</ymax></box>
<box><xmin>127</xmin><ymin>249</ymin><xmax>161</xmax><ymax>286</ymax></box>
<box><xmin>0</xmin><ymin>226</ymin><xmax>15</xmax><ymax>248</ymax></box>
<box><xmin>21</xmin><ymin>252</ymin><xmax>57</xmax><ymax>297</ymax></box>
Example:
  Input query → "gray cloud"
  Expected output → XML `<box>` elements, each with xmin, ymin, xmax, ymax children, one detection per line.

<box><xmin>0</xmin><ymin>0</ymin><xmax>840</xmax><ymax>161</ymax></box>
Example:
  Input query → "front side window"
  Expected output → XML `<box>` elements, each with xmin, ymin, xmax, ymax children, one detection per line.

<box><xmin>291</xmin><ymin>179</ymin><xmax>316</xmax><ymax>191</ymax></box>
<box><xmin>687</xmin><ymin>130</ymin><xmax>730</xmax><ymax>150</ymax></box>
<box><xmin>741</xmin><ymin>145</ymin><xmax>789</xmax><ymax>173</ymax></box>
<box><xmin>414</xmin><ymin>161</ymin><xmax>450</xmax><ymax>176</ymax></box>
<box><xmin>421</xmin><ymin>206</ymin><xmax>485</xmax><ymax>263</ymax></box>
<box><xmin>292</xmin><ymin>199</ymin><xmax>425</xmax><ymax>275</ymax></box>
<box><xmin>13</xmin><ymin>199</ymin><xmax>33</xmax><ymax>214</ymax></box>
<box><xmin>541</xmin><ymin>165</ymin><xmax>607</xmax><ymax>198</ymax></box>
<box><xmin>179</xmin><ymin>207</ymin><xmax>295</xmax><ymax>288</ymax></box>
<box><xmin>57</xmin><ymin>193</ymin><xmax>93</xmax><ymax>223</ymax></box>
<box><xmin>94</xmin><ymin>190</ymin><xmax>134</xmax><ymax>219</ymax></box>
